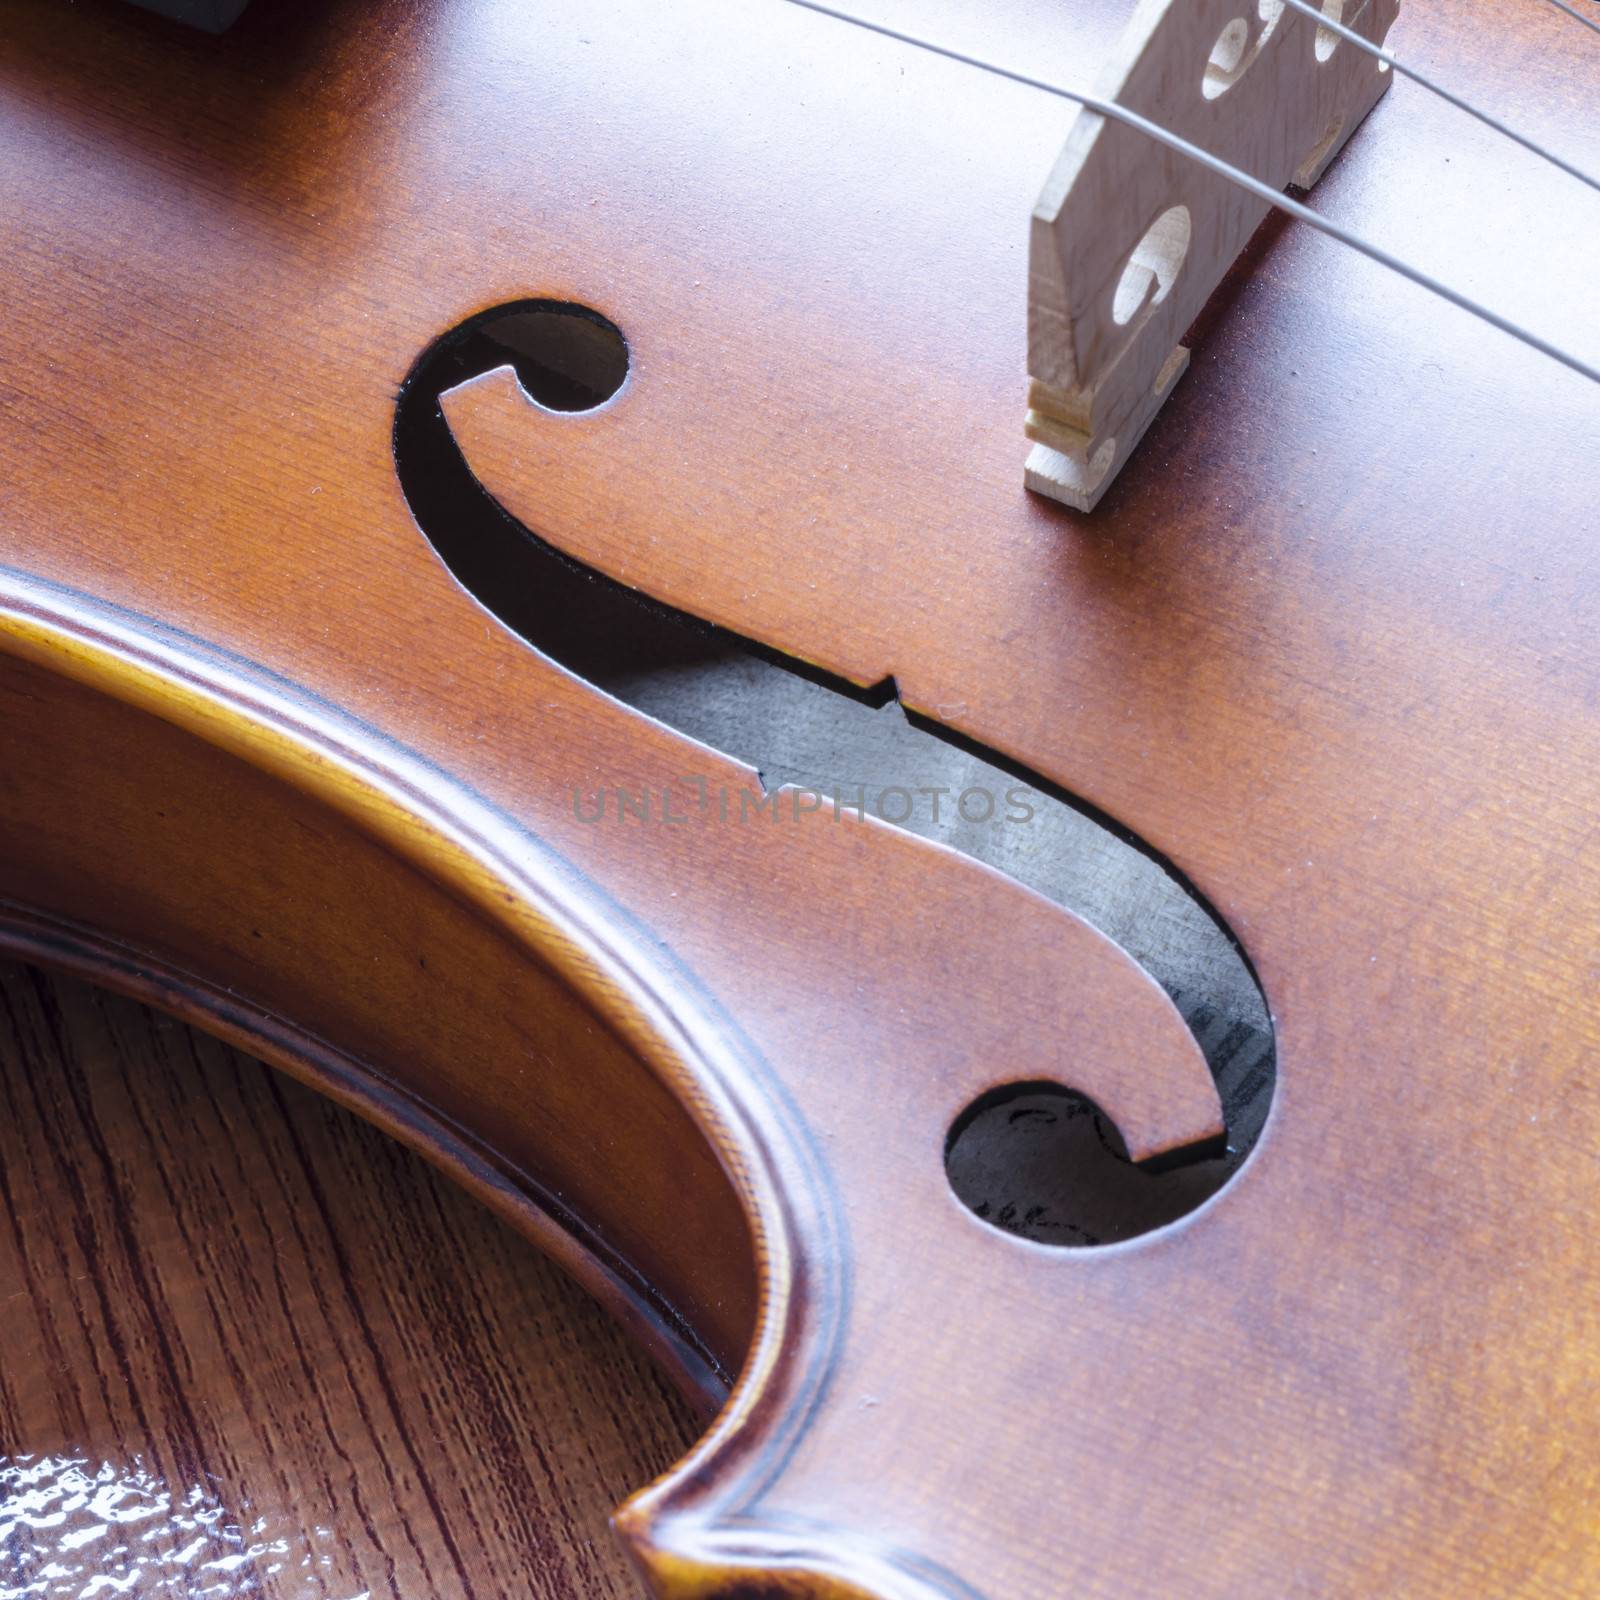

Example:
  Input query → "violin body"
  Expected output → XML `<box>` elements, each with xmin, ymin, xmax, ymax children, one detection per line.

<box><xmin>1</xmin><ymin>0</ymin><xmax>1596</xmax><ymax>1594</ymax></box>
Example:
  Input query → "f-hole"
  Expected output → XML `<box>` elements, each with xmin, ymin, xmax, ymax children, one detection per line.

<box><xmin>394</xmin><ymin>300</ymin><xmax>1276</xmax><ymax>1248</ymax></box>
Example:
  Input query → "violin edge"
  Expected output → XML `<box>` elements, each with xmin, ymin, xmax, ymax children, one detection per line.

<box><xmin>0</xmin><ymin>569</ymin><xmax>972</xmax><ymax>1598</ymax></box>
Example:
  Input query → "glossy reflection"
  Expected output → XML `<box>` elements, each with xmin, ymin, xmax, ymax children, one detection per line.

<box><xmin>1</xmin><ymin>1454</ymin><xmax>346</xmax><ymax>1600</ymax></box>
<box><xmin>0</xmin><ymin>963</ymin><xmax>695</xmax><ymax>1600</ymax></box>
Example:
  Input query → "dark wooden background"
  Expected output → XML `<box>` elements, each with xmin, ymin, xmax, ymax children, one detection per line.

<box><xmin>0</xmin><ymin>960</ymin><xmax>696</xmax><ymax>1598</ymax></box>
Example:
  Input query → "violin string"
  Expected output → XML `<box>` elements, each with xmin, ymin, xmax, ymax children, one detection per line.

<box><xmin>1277</xmin><ymin>0</ymin><xmax>1600</xmax><ymax>194</ymax></box>
<box><xmin>781</xmin><ymin>0</ymin><xmax>1600</xmax><ymax>388</ymax></box>
<box><xmin>1540</xmin><ymin>0</ymin><xmax>1600</xmax><ymax>37</ymax></box>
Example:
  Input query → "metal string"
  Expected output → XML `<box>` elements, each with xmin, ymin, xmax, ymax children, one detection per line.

<box><xmin>781</xmin><ymin>0</ymin><xmax>1600</xmax><ymax>388</ymax></box>
<box><xmin>1276</xmin><ymin>0</ymin><xmax>1600</xmax><ymax>194</ymax></box>
<box><xmin>1540</xmin><ymin>0</ymin><xmax>1600</xmax><ymax>38</ymax></box>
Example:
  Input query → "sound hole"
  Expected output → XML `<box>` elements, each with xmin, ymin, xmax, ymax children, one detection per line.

<box><xmin>947</xmin><ymin>998</ymin><xmax>1270</xmax><ymax>1247</ymax></box>
<box><xmin>950</xmin><ymin>1084</ymin><xmax>1181</xmax><ymax>1247</ymax></box>
<box><xmin>396</xmin><ymin>303</ymin><xmax>1277</xmax><ymax>1248</ymax></box>
<box><xmin>469</xmin><ymin>303</ymin><xmax>628</xmax><ymax>412</ymax></box>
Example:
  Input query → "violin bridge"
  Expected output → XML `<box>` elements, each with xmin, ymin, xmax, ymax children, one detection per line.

<box><xmin>1026</xmin><ymin>0</ymin><xmax>1401</xmax><ymax>512</ymax></box>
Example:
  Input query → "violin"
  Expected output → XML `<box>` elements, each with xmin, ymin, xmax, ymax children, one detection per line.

<box><xmin>1</xmin><ymin>0</ymin><xmax>1595</xmax><ymax>1593</ymax></box>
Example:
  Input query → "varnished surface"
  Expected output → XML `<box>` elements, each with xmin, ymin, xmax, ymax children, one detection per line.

<box><xmin>0</xmin><ymin>630</ymin><xmax>757</xmax><ymax>1397</ymax></box>
<box><xmin>1</xmin><ymin>0</ymin><xmax>1597</xmax><ymax>1595</ymax></box>
<box><xmin>0</xmin><ymin>959</ymin><xmax>695</xmax><ymax>1598</ymax></box>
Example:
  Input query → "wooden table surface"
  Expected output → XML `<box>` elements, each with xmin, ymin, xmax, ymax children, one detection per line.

<box><xmin>0</xmin><ymin>960</ymin><xmax>696</xmax><ymax>1599</ymax></box>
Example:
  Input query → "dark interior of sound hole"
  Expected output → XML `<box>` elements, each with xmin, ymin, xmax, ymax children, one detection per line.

<box><xmin>945</xmin><ymin>1082</ymin><xmax>1236</xmax><ymax>1247</ymax></box>
<box><xmin>476</xmin><ymin>306</ymin><xmax>630</xmax><ymax>413</ymax></box>
<box><xmin>394</xmin><ymin>300</ymin><xmax>1277</xmax><ymax>1251</ymax></box>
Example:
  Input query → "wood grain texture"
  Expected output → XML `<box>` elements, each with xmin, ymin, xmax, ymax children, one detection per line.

<box><xmin>0</xmin><ymin>958</ymin><xmax>695</xmax><ymax>1599</ymax></box>
<box><xmin>0</xmin><ymin>625</ymin><xmax>757</xmax><ymax>1400</ymax></box>
<box><xmin>0</xmin><ymin>0</ymin><xmax>1596</xmax><ymax>1595</ymax></box>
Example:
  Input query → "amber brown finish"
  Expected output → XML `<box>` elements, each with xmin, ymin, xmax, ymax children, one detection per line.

<box><xmin>1</xmin><ymin>0</ymin><xmax>1598</xmax><ymax>1595</ymax></box>
<box><xmin>0</xmin><ymin>959</ymin><xmax>696</xmax><ymax>1599</ymax></box>
<box><xmin>0</xmin><ymin>634</ymin><xmax>755</xmax><ymax>1400</ymax></box>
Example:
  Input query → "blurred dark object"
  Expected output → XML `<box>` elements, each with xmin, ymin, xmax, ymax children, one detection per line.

<box><xmin>123</xmin><ymin>0</ymin><xmax>251</xmax><ymax>31</ymax></box>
